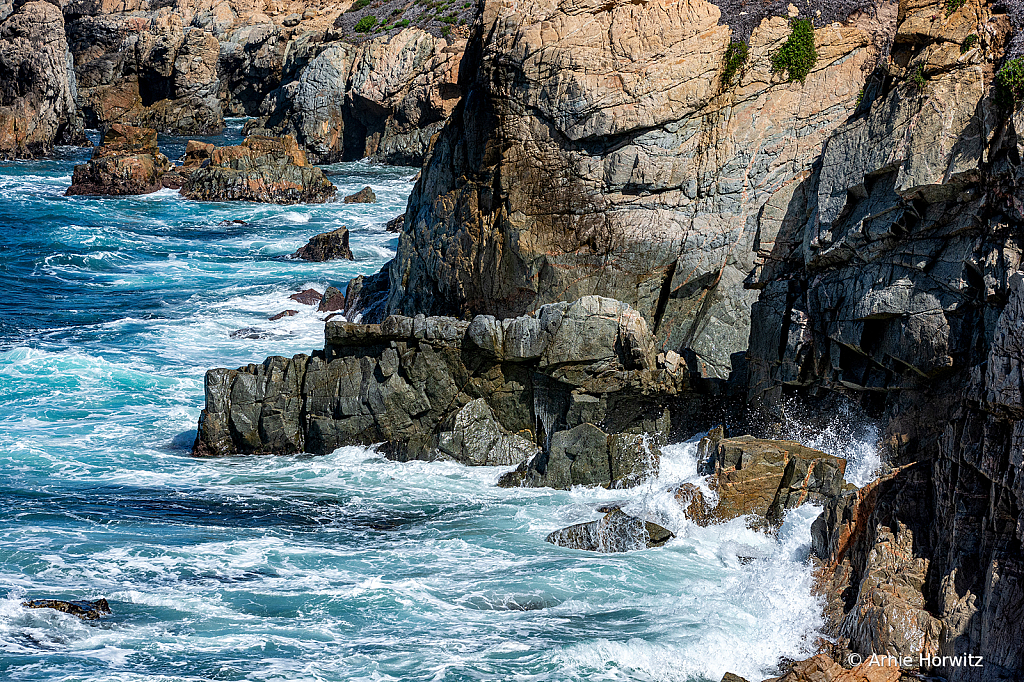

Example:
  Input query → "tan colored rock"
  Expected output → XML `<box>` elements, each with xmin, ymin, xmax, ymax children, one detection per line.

<box><xmin>388</xmin><ymin>0</ymin><xmax>883</xmax><ymax>378</ymax></box>
<box><xmin>0</xmin><ymin>1</ymin><xmax>84</xmax><ymax>159</ymax></box>
<box><xmin>66</xmin><ymin>125</ymin><xmax>171</xmax><ymax>196</ymax></box>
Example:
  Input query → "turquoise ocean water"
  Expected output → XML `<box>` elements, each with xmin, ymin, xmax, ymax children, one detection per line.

<box><xmin>0</xmin><ymin>122</ymin><xmax>877</xmax><ymax>682</ymax></box>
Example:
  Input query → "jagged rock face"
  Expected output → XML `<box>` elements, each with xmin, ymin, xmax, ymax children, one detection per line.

<box><xmin>68</xmin><ymin>11</ymin><xmax>223</xmax><ymax>135</ymax></box>
<box><xmin>193</xmin><ymin>296</ymin><xmax>691</xmax><ymax>489</ymax></box>
<box><xmin>180</xmin><ymin>134</ymin><xmax>336</xmax><ymax>204</ymax></box>
<box><xmin>385</xmin><ymin>0</ymin><xmax>888</xmax><ymax>378</ymax></box>
<box><xmin>546</xmin><ymin>509</ymin><xmax>674</xmax><ymax>552</ymax></box>
<box><xmin>746</xmin><ymin>0</ymin><xmax>1024</xmax><ymax>678</ymax></box>
<box><xmin>682</xmin><ymin>429</ymin><xmax>849</xmax><ymax>528</ymax></box>
<box><xmin>0</xmin><ymin>0</ymin><xmax>84</xmax><ymax>159</ymax></box>
<box><xmin>66</xmin><ymin>123</ymin><xmax>170</xmax><ymax>195</ymax></box>
<box><xmin>250</xmin><ymin>29</ymin><xmax>464</xmax><ymax>166</ymax></box>
<box><xmin>22</xmin><ymin>597</ymin><xmax>112</xmax><ymax>620</ymax></box>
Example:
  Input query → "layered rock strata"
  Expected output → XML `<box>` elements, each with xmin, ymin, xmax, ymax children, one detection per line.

<box><xmin>744</xmin><ymin>0</ymin><xmax>1024</xmax><ymax>678</ymax></box>
<box><xmin>180</xmin><ymin>134</ymin><xmax>336</xmax><ymax>204</ymax></box>
<box><xmin>66</xmin><ymin>124</ymin><xmax>169</xmax><ymax>196</ymax></box>
<box><xmin>383</xmin><ymin>0</ymin><xmax>891</xmax><ymax>380</ymax></box>
<box><xmin>193</xmin><ymin>296</ymin><xmax>692</xmax><ymax>489</ymax></box>
<box><xmin>0</xmin><ymin>0</ymin><xmax>84</xmax><ymax>159</ymax></box>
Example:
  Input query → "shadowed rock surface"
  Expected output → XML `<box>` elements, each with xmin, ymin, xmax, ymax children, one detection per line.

<box><xmin>343</xmin><ymin>186</ymin><xmax>376</xmax><ymax>203</ymax></box>
<box><xmin>181</xmin><ymin>135</ymin><xmax>335</xmax><ymax>204</ymax></box>
<box><xmin>193</xmin><ymin>296</ymin><xmax>696</xmax><ymax>488</ymax></box>
<box><xmin>66</xmin><ymin>124</ymin><xmax>170</xmax><ymax>196</ymax></box>
<box><xmin>22</xmin><ymin>598</ymin><xmax>112</xmax><ymax>620</ymax></box>
<box><xmin>0</xmin><ymin>0</ymin><xmax>85</xmax><ymax>159</ymax></box>
<box><xmin>292</xmin><ymin>227</ymin><xmax>353</xmax><ymax>261</ymax></box>
<box><xmin>546</xmin><ymin>509</ymin><xmax>674</xmax><ymax>552</ymax></box>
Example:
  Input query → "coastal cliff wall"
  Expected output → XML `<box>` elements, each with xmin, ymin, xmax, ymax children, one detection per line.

<box><xmin>743</xmin><ymin>0</ymin><xmax>1024</xmax><ymax>678</ymax></box>
<box><xmin>385</xmin><ymin>0</ymin><xmax>894</xmax><ymax>379</ymax></box>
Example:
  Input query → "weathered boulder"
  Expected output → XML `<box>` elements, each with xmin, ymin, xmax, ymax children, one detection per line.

<box><xmin>193</xmin><ymin>296</ymin><xmax>689</xmax><ymax>489</ymax></box>
<box><xmin>546</xmin><ymin>509</ymin><xmax>674</xmax><ymax>553</ymax></box>
<box><xmin>385</xmin><ymin>214</ymin><xmax>404</xmax><ymax>233</ymax></box>
<box><xmin>181</xmin><ymin>135</ymin><xmax>336</xmax><ymax>204</ymax></box>
<box><xmin>292</xmin><ymin>227</ymin><xmax>353</xmax><ymax>261</ymax></box>
<box><xmin>317</xmin><ymin>286</ymin><xmax>345</xmax><ymax>312</ymax></box>
<box><xmin>161</xmin><ymin>140</ymin><xmax>214</xmax><ymax>190</ymax></box>
<box><xmin>290</xmin><ymin>288</ymin><xmax>323</xmax><ymax>306</ymax></box>
<box><xmin>682</xmin><ymin>429</ymin><xmax>849</xmax><ymax>528</ymax></box>
<box><xmin>66</xmin><ymin>124</ymin><xmax>171</xmax><ymax>196</ymax></box>
<box><xmin>343</xmin><ymin>186</ymin><xmax>376</xmax><ymax>204</ymax></box>
<box><xmin>22</xmin><ymin>598</ymin><xmax>112</xmax><ymax>620</ymax></box>
<box><xmin>0</xmin><ymin>0</ymin><xmax>84</xmax><ymax>159</ymax></box>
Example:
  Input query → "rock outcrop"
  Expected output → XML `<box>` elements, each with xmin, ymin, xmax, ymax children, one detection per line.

<box><xmin>292</xmin><ymin>227</ymin><xmax>354</xmax><ymax>261</ymax></box>
<box><xmin>679</xmin><ymin>429</ymin><xmax>849</xmax><ymax>528</ymax></box>
<box><xmin>546</xmin><ymin>508</ymin><xmax>674</xmax><ymax>552</ymax></box>
<box><xmin>0</xmin><ymin>0</ymin><xmax>84</xmax><ymax>159</ymax></box>
<box><xmin>22</xmin><ymin>598</ymin><xmax>112</xmax><ymax>620</ymax></box>
<box><xmin>344</xmin><ymin>186</ymin><xmax>375</xmax><ymax>203</ymax></box>
<box><xmin>181</xmin><ymin>135</ymin><xmax>336</xmax><ymax>204</ymax></box>
<box><xmin>744</xmin><ymin>0</ymin><xmax>1024</xmax><ymax>679</ymax></box>
<box><xmin>383</xmin><ymin>0</ymin><xmax>890</xmax><ymax>379</ymax></box>
<box><xmin>66</xmin><ymin>124</ymin><xmax>170</xmax><ymax>196</ymax></box>
<box><xmin>248</xmin><ymin>28</ymin><xmax>464</xmax><ymax>165</ymax></box>
<box><xmin>194</xmin><ymin>296</ymin><xmax>694</xmax><ymax>489</ymax></box>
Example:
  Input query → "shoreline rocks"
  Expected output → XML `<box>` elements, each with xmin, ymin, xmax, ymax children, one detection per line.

<box><xmin>292</xmin><ymin>228</ymin><xmax>354</xmax><ymax>261</ymax></box>
<box><xmin>546</xmin><ymin>509</ymin><xmax>674</xmax><ymax>553</ymax></box>
<box><xmin>22</xmin><ymin>598</ymin><xmax>112</xmax><ymax>620</ymax></box>
<box><xmin>66</xmin><ymin>125</ymin><xmax>170</xmax><ymax>196</ymax></box>
<box><xmin>193</xmin><ymin>295</ymin><xmax>693</xmax><ymax>489</ymax></box>
<box><xmin>181</xmin><ymin>135</ymin><xmax>336</xmax><ymax>204</ymax></box>
<box><xmin>344</xmin><ymin>186</ymin><xmax>376</xmax><ymax>204</ymax></box>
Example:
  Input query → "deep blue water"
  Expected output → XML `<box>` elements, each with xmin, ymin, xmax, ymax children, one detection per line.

<box><xmin>0</xmin><ymin>122</ymin><xmax>860</xmax><ymax>682</ymax></box>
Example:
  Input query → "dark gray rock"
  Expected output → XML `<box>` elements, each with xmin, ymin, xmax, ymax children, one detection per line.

<box><xmin>193</xmin><ymin>296</ymin><xmax>689</xmax><ymax>488</ymax></box>
<box><xmin>546</xmin><ymin>509</ymin><xmax>674</xmax><ymax>552</ymax></box>
<box><xmin>23</xmin><ymin>598</ymin><xmax>111</xmax><ymax>620</ymax></box>
<box><xmin>292</xmin><ymin>228</ymin><xmax>354</xmax><ymax>261</ymax></box>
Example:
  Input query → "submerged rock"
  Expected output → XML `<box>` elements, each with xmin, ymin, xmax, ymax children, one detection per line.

<box><xmin>546</xmin><ymin>509</ymin><xmax>674</xmax><ymax>553</ymax></box>
<box><xmin>269</xmin><ymin>310</ymin><xmax>298</xmax><ymax>321</ymax></box>
<box><xmin>66</xmin><ymin>125</ymin><xmax>170</xmax><ymax>196</ymax></box>
<box><xmin>292</xmin><ymin>228</ymin><xmax>354</xmax><ymax>261</ymax></box>
<box><xmin>23</xmin><ymin>598</ymin><xmax>112</xmax><ymax>620</ymax></box>
<box><xmin>344</xmin><ymin>186</ymin><xmax>376</xmax><ymax>204</ymax></box>
<box><xmin>181</xmin><ymin>135</ymin><xmax>336</xmax><ymax>204</ymax></box>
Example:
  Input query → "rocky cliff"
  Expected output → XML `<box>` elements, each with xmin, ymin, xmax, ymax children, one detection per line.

<box><xmin>0</xmin><ymin>0</ymin><xmax>85</xmax><ymax>159</ymax></box>
<box><xmin>384</xmin><ymin>0</ymin><xmax>893</xmax><ymax>379</ymax></box>
<box><xmin>742</xmin><ymin>0</ymin><xmax>1024</xmax><ymax>678</ymax></box>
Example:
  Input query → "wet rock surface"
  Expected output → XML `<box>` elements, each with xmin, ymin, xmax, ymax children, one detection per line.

<box><xmin>292</xmin><ymin>227</ymin><xmax>354</xmax><ymax>261</ymax></box>
<box><xmin>343</xmin><ymin>186</ymin><xmax>376</xmax><ymax>204</ymax></box>
<box><xmin>289</xmin><ymin>288</ymin><xmax>323</xmax><ymax>306</ymax></box>
<box><xmin>682</xmin><ymin>428</ymin><xmax>849</xmax><ymax>528</ymax></box>
<box><xmin>22</xmin><ymin>598</ymin><xmax>112</xmax><ymax>620</ymax></box>
<box><xmin>66</xmin><ymin>124</ymin><xmax>170</xmax><ymax>196</ymax></box>
<box><xmin>181</xmin><ymin>135</ymin><xmax>335</xmax><ymax>204</ymax></box>
<box><xmin>193</xmin><ymin>296</ymin><xmax>692</xmax><ymax>488</ymax></box>
<box><xmin>546</xmin><ymin>509</ymin><xmax>674</xmax><ymax>553</ymax></box>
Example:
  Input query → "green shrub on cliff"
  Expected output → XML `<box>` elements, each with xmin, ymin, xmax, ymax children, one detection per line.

<box><xmin>945</xmin><ymin>0</ymin><xmax>966</xmax><ymax>16</ymax></box>
<box><xmin>997</xmin><ymin>57</ymin><xmax>1024</xmax><ymax>103</ymax></box>
<box><xmin>771</xmin><ymin>19</ymin><xmax>817</xmax><ymax>83</ymax></box>
<box><xmin>354</xmin><ymin>15</ymin><xmax>377</xmax><ymax>31</ymax></box>
<box><xmin>721</xmin><ymin>42</ymin><xmax>749</xmax><ymax>86</ymax></box>
<box><xmin>961</xmin><ymin>34</ymin><xmax>978</xmax><ymax>53</ymax></box>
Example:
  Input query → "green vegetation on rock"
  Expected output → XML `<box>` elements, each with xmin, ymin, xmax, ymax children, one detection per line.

<box><xmin>721</xmin><ymin>42</ymin><xmax>748</xmax><ymax>86</ymax></box>
<box><xmin>961</xmin><ymin>34</ymin><xmax>978</xmax><ymax>53</ymax></box>
<box><xmin>997</xmin><ymin>57</ymin><xmax>1024</xmax><ymax>103</ymax></box>
<box><xmin>945</xmin><ymin>0</ymin><xmax>966</xmax><ymax>17</ymax></box>
<box><xmin>348</xmin><ymin>0</ymin><xmax>371</xmax><ymax>12</ymax></box>
<box><xmin>354</xmin><ymin>15</ymin><xmax>377</xmax><ymax>31</ymax></box>
<box><xmin>771</xmin><ymin>19</ymin><xmax>817</xmax><ymax>84</ymax></box>
<box><xmin>911</xmin><ymin>65</ymin><xmax>927</xmax><ymax>90</ymax></box>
